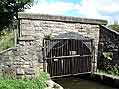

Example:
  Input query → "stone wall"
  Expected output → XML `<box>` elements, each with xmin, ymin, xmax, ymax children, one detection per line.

<box><xmin>98</xmin><ymin>26</ymin><xmax>119</xmax><ymax>69</ymax></box>
<box><xmin>0</xmin><ymin>13</ymin><xmax>107</xmax><ymax>77</ymax></box>
<box><xmin>18</xmin><ymin>13</ymin><xmax>106</xmax><ymax>73</ymax></box>
<box><xmin>0</xmin><ymin>46</ymin><xmax>41</xmax><ymax>78</ymax></box>
<box><xmin>19</xmin><ymin>19</ymin><xmax>100</xmax><ymax>61</ymax></box>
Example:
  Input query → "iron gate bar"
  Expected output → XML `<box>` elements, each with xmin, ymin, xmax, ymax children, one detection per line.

<box><xmin>43</xmin><ymin>37</ymin><xmax>95</xmax><ymax>77</ymax></box>
<box><xmin>45</xmin><ymin>55</ymin><xmax>92</xmax><ymax>59</ymax></box>
<box><xmin>50</xmin><ymin>72</ymin><xmax>91</xmax><ymax>78</ymax></box>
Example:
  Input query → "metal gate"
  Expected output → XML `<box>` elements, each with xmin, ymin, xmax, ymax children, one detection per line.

<box><xmin>43</xmin><ymin>38</ymin><xmax>94</xmax><ymax>78</ymax></box>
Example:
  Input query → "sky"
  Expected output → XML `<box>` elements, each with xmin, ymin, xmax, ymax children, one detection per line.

<box><xmin>25</xmin><ymin>0</ymin><xmax>119</xmax><ymax>24</ymax></box>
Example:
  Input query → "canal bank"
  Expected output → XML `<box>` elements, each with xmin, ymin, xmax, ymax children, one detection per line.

<box><xmin>93</xmin><ymin>72</ymin><xmax>119</xmax><ymax>88</ymax></box>
<box><xmin>53</xmin><ymin>76</ymin><xmax>114</xmax><ymax>89</ymax></box>
<box><xmin>52</xmin><ymin>73</ymin><xmax>119</xmax><ymax>89</ymax></box>
<box><xmin>79</xmin><ymin>73</ymin><xmax>119</xmax><ymax>88</ymax></box>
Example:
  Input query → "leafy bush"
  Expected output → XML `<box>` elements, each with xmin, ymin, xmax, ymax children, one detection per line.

<box><xmin>98</xmin><ymin>64</ymin><xmax>119</xmax><ymax>76</ymax></box>
<box><xmin>98</xmin><ymin>52</ymin><xmax>119</xmax><ymax>76</ymax></box>
<box><xmin>102</xmin><ymin>52</ymin><xmax>113</xmax><ymax>60</ymax></box>
<box><xmin>0</xmin><ymin>72</ymin><xmax>48</xmax><ymax>89</ymax></box>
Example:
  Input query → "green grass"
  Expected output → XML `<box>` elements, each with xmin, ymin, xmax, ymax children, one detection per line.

<box><xmin>0</xmin><ymin>72</ymin><xmax>48</xmax><ymax>89</ymax></box>
<box><xmin>0</xmin><ymin>32</ymin><xmax>14</xmax><ymax>51</ymax></box>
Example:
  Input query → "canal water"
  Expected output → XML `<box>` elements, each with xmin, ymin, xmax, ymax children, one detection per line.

<box><xmin>54</xmin><ymin>77</ymin><xmax>114</xmax><ymax>89</ymax></box>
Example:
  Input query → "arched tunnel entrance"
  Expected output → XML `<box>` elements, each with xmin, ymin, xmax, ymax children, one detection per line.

<box><xmin>43</xmin><ymin>32</ymin><xmax>95</xmax><ymax>78</ymax></box>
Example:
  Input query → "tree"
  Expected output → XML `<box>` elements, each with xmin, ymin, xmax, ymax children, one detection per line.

<box><xmin>0</xmin><ymin>0</ymin><xmax>33</xmax><ymax>31</ymax></box>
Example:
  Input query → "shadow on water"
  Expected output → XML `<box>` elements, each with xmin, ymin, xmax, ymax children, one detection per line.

<box><xmin>53</xmin><ymin>76</ymin><xmax>115</xmax><ymax>89</ymax></box>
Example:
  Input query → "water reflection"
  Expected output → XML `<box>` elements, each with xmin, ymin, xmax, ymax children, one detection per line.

<box><xmin>55</xmin><ymin>77</ymin><xmax>114</xmax><ymax>89</ymax></box>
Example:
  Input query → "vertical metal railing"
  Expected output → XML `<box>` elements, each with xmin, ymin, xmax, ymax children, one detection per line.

<box><xmin>43</xmin><ymin>39</ymin><xmax>94</xmax><ymax>77</ymax></box>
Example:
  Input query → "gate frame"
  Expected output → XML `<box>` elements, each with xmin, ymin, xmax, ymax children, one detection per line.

<box><xmin>42</xmin><ymin>38</ymin><xmax>96</xmax><ymax>77</ymax></box>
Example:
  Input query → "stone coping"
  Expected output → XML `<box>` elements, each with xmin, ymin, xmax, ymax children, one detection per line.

<box><xmin>18</xmin><ymin>12</ymin><xmax>107</xmax><ymax>25</ymax></box>
<box><xmin>45</xmin><ymin>80</ymin><xmax>64</xmax><ymax>89</ymax></box>
<box><xmin>94</xmin><ymin>72</ymin><xmax>119</xmax><ymax>79</ymax></box>
<box><xmin>93</xmin><ymin>72</ymin><xmax>119</xmax><ymax>88</ymax></box>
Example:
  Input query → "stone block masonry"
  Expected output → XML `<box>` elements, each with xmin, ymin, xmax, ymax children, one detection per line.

<box><xmin>98</xmin><ymin>25</ymin><xmax>119</xmax><ymax>69</ymax></box>
<box><xmin>0</xmin><ymin>13</ymin><xmax>107</xmax><ymax>78</ymax></box>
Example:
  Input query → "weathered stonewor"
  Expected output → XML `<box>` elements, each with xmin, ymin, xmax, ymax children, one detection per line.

<box><xmin>0</xmin><ymin>13</ymin><xmax>108</xmax><ymax>78</ymax></box>
<box><xmin>18</xmin><ymin>13</ymin><xmax>107</xmax><ymax>73</ymax></box>
<box><xmin>0</xmin><ymin>44</ymin><xmax>41</xmax><ymax>78</ymax></box>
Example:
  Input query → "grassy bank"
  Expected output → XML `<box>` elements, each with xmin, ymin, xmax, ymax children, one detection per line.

<box><xmin>0</xmin><ymin>72</ymin><xmax>48</xmax><ymax>89</ymax></box>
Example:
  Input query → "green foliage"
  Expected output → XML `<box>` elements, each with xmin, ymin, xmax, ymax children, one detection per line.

<box><xmin>0</xmin><ymin>0</ymin><xmax>33</xmax><ymax>31</ymax></box>
<box><xmin>102</xmin><ymin>52</ymin><xmax>113</xmax><ymax>60</ymax></box>
<box><xmin>98</xmin><ymin>64</ymin><xmax>119</xmax><ymax>76</ymax></box>
<box><xmin>0</xmin><ymin>72</ymin><xmax>48</xmax><ymax>89</ymax></box>
<box><xmin>0</xmin><ymin>31</ymin><xmax>14</xmax><ymax>51</ymax></box>
<box><xmin>98</xmin><ymin>52</ymin><xmax>119</xmax><ymax>76</ymax></box>
<box><xmin>108</xmin><ymin>24</ymin><xmax>119</xmax><ymax>32</ymax></box>
<box><xmin>44</xmin><ymin>33</ymin><xmax>53</xmax><ymax>39</ymax></box>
